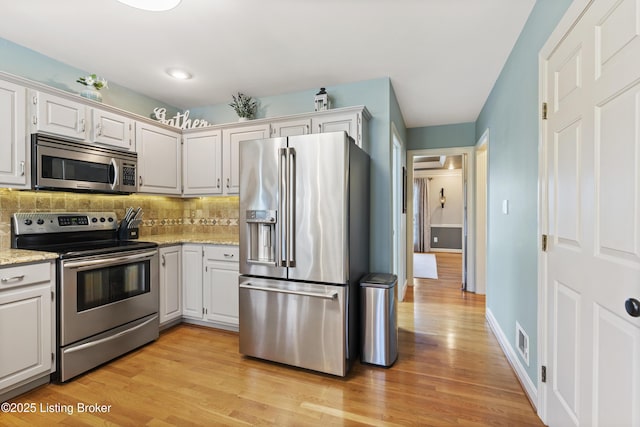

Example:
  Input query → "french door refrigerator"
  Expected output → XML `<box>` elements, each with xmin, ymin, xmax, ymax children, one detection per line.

<box><xmin>239</xmin><ymin>131</ymin><xmax>369</xmax><ymax>376</ymax></box>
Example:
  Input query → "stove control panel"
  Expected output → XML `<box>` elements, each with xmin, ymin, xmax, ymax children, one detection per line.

<box><xmin>13</xmin><ymin>212</ymin><xmax>118</xmax><ymax>235</ymax></box>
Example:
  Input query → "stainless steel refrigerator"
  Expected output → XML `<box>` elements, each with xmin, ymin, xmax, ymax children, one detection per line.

<box><xmin>238</xmin><ymin>131</ymin><xmax>369</xmax><ymax>376</ymax></box>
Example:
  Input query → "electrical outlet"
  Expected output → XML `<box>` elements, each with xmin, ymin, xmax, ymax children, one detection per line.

<box><xmin>433</xmin><ymin>236</ymin><xmax>438</xmax><ymax>243</ymax></box>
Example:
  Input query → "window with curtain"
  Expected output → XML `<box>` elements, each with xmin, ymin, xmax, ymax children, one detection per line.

<box><xmin>413</xmin><ymin>177</ymin><xmax>430</xmax><ymax>253</ymax></box>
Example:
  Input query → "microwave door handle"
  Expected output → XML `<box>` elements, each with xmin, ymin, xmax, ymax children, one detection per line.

<box><xmin>109</xmin><ymin>158</ymin><xmax>118</xmax><ymax>190</ymax></box>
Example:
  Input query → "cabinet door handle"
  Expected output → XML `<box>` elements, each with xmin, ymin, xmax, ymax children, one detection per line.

<box><xmin>217</xmin><ymin>178</ymin><xmax>220</xmax><ymax>188</ymax></box>
<box><xmin>226</xmin><ymin>178</ymin><xmax>230</xmax><ymax>188</ymax></box>
<box><xmin>161</xmin><ymin>254</ymin><xmax>166</xmax><ymax>266</ymax></box>
<box><xmin>96</xmin><ymin>123</ymin><xmax>102</xmax><ymax>136</ymax></box>
<box><xmin>139</xmin><ymin>176</ymin><xmax>143</xmax><ymax>186</ymax></box>
<box><xmin>1</xmin><ymin>275</ymin><xmax>25</xmax><ymax>283</ymax></box>
<box><xmin>20</xmin><ymin>161</ymin><xmax>25</xmax><ymax>176</ymax></box>
<box><xmin>80</xmin><ymin>118</ymin><xmax>86</xmax><ymax>133</ymax></box>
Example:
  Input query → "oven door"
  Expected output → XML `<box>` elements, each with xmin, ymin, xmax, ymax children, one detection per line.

<box><xmin>59</xmin><ymin>249</ymin><xmax>158</xmax><ymax>346</ymax></box>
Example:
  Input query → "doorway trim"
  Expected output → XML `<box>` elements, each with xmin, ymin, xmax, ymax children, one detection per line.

<box><xmin>407</xmin><ymin>146</ymin><xmax>476</xmax><ymax>292</ymax></box>
<box><xmin>475</xmin><ymin>129</ymin><xmax>489</xmax><ymax>295</ymax></box>
<box><xmin>537</xmin><ymin>0</ymin><xmax>591</xmax><ymax>422</ymax></box>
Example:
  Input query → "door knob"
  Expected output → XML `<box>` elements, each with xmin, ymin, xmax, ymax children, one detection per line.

<box><xmin>625</xmin><ymin>298</ymin><xmax>640</xmax><ymax>317</ymax></box>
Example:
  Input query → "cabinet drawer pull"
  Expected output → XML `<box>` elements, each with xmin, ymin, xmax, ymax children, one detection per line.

<box><xmin>223</xmin><ymin>253</ymin><xmax>235</xmax><ymax>258</ymax></box>
<box><xmin>1</xmin><ymin>275</ymin><xmax>25</xmax><ymax>283</ymax></box>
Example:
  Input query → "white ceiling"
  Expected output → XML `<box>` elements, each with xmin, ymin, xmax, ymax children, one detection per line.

<box><xmin>0</xmin><ymin>0</ymin><xmax>535</xmax><ymax>128</ymax></box>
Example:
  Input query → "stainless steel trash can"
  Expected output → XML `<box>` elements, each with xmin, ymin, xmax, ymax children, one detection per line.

<box><xmin>360</xmin><ymin>273</ymin><xmax>398</xmax><ymax>367</ymax></box>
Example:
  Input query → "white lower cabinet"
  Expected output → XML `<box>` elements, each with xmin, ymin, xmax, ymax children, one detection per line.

<box><xmin>159</xmin><ymin>245</ymin><xmax>182</xmax><ymax>326</ymax></box>
<box><xmin>181</xmin><ymin>244</ymin><xmax>203</xmax><ymax>319</ymax></box>
<box><xmin>181</xmin><ymin>244</ymin><xmax>239</xmax><ymax>330</ymax></box>
<box><xmin>203</xmin><ymin>246</ymin><xmax>239</xmax><ymax>326</ymax></box>
<box><xmin>0</xmin><ymin>261</ymin><xmax>54</xmax><ymax>401</ymax></box>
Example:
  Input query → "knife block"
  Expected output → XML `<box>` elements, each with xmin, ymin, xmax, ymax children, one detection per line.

<box><xmin>117</xmin><ymin>222</ymin><xmax>139</xmax><ymax>240</ymax></box>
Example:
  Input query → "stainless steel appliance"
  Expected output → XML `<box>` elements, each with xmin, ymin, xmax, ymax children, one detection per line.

<box><xmin>239</xmin><ymin>131</ymin><xmax>369</xmax><ymax>377</ymax></box>
<box><xmin>32</xmin><ymin>133</ymin><xmax>138</xmax><ymax>194</ymax></box>
<box><xmin>12</xmin><ymin>212</ymin><xmax>158</xmax><ymax>382</ymax></box>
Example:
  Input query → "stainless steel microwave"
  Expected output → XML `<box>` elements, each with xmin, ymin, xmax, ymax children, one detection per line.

<box><xmin>31</xmin><ymin>134</ymin><xmax>138</xmax><ymax>194</ymax></box>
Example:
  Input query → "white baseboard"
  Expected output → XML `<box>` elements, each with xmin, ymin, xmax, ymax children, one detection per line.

<box><xmin>485</xmin><ymin>308</ymin><xmax>537</xmax><ymax>408</ymax></box>
<box><xmin>430</xmin><ymin>248</ymin><xmax>462</xmax><ymax>253</ymax></box>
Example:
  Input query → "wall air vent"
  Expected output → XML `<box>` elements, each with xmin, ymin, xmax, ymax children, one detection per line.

<box><xmin>516</xmin><ymin>321</ymin><xmax>529</xmax><ymax>366</ymax></box>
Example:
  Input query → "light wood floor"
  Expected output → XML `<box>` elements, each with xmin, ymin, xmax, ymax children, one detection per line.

<box><xmin>3</xmin><ymin>253</ymin><xmax>542</xmax><ymax>426</ymax></box>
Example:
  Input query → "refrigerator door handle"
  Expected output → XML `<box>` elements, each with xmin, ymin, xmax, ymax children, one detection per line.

<box><xmin>279</xmin><ymin>147</ymin><xmax>288</xmax><ymax>267</ymax></box>
<box><xmin>288</xmin><ymin>147</ymin><xmax>296</xmax><ymax>267</ymax></box>
<box><xmin>239</xmin><ymin>283</ymin><xmax>338</xmax><ymax>300</ymax></box>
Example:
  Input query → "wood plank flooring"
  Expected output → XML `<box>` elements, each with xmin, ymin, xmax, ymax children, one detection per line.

<box><xmin>2</xmin><ymin>253</ymin><xmax>542</xmax><ymax>426</ymax></box>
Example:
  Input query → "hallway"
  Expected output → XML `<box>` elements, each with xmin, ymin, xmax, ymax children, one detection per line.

<box><xmin>400</xmin><ymin>252</ymin><xmax>542</xmax><ymax>425</ymax></box>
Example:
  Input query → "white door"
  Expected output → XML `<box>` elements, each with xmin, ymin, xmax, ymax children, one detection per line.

<box><xmin>544</xmin><ymin>0</ymin><xmax>640</xmax><ymax>425</ymax></box>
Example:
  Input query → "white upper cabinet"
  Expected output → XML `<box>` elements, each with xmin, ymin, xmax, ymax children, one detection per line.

<box><xmin>136</xmin><ymin>121</ymin><xmax>181</xmax><ymax>195</ymax></box>
<box><xmin>0</xmin><ymin>79</ymin><xmax>28</xmax><ymax>188</ymax></box>
<box><xmin>222</xmin><ymin>123</ymin><xmax>270</xmax><ymax>195</ymax></box>
<box><xmin>270</xmin><ymin>118</ymin><xmax>311</xmax><ymax>137</ymax></box>
<box><xmin>183</xmin><ymin>129</ymin><xmax>223</xmax><ymax>196</ymax></box>
<box><xmin>30</xmin><ymin>90</ymin><xmax>87</xmax><ymax>140</ymax></box>
<box><xmin>311</xmin><ymin>107</ymin><xmax>369</xmax><ymax>149</ymax></box>
<box><xmin>91</xmin><ymin>108</ymin><xmax>134</xmax><ymax>151</ymax></box>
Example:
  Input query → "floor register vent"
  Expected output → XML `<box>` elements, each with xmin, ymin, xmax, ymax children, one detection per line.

<box><xmin>516</xmin><ymin>321</ymin><xmax>529</xmax><ymax>366</ymax></box>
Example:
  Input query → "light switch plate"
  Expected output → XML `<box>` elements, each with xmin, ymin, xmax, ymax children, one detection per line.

<box><xmin>502</xmin><ymin>199</ymin><xmax>509</xmax><ymax>215</ymax></box>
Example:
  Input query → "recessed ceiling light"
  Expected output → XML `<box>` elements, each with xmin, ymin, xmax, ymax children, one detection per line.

<box><xmin>117</xmin><ymin>0</ymin><xmax>181</xmax><ymax>12</ymax></box>
<box><xmin>166</xmin><ymin>68</ymin><xmax>193</xmax><ymax>80</ymax></box>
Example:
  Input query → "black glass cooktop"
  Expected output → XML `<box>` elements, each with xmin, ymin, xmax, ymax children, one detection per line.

<box><xmin>16</xmin><ymin>239</ymin><xmax>157</xmax><ymax>259</ymax></box>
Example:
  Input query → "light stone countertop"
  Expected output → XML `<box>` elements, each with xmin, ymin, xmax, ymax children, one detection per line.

<box><xmin>0</xmin><ymin>234</ymin><xmax>238</xmax><ymax>266</ymax></box>
<box><xmin>141</xmin><ymin>233</ymin><xmax>239</xmax><ymax>247</ymax></box>
<box><xmin>0</xmin><ymin>249</ymin><xmax>59</xmax><ymax>267</ymax></box>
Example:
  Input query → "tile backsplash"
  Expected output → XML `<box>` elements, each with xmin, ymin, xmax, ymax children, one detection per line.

<box><xmin>0</xmin><ymin>189</ymin><xmax>239</xmax><ymax>249</ymax></box>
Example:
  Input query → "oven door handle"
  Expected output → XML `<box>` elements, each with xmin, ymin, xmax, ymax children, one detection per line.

<box><xmin>63</xmin><ymin>315</ymin><xmax>158</xmax><ymax>354</ymax></box>
<box><xmin>63</xmin><ymin>251</ymin><xmax>156</xmax><ymax>270</ymax></box>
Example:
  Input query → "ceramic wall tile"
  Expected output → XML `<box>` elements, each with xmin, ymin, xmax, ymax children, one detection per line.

<box><xmin>0</xmin><ymin>189</ymin><xmax>239</xmax><ymax>249</ymax></box>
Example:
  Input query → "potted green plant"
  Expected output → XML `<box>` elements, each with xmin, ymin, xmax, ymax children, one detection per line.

<box><xmin>229</xmin><ymin>92</ymin><xmax>257</xmax><ymax>121</ymax></box>
<box><xmin>77</xmin><ymin>73</ymin><xmax>108</xmax><ymax>102</ymax></box>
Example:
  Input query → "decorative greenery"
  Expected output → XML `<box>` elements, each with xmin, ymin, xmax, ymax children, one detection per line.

<box><xmin>77</xmin><ymin>74</ymin><xmax>108</xmax><ymax>91</ymax></box>
<box><xmin>229</xmin><ymin>92</ymin><xmax>257</xmax><ymax>119</ymax></box>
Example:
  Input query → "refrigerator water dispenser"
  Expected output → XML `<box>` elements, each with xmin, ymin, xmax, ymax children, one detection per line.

<box><xmin>246</xmin><ymin>210</ymin><xmax>277</xmax><ymax>264</ymax></box>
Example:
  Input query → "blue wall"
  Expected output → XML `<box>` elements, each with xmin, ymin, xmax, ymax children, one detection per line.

<box><xmin>475</xmin><ymin>0</ymin><xmax>573</xmax><ymax>383</ymax></box>
<box><xmin>0</xmin><ymin>32</ymin><xmax>406</xmax><ymax>273</ymax></box>
<box><xmin>192</xmin><ymin>78</ymin><xmax>406</xmax><ymax>273</ymax></box>
<box><xmin>407</xmin><ymin>122</ymin><xmax>476</xmax><ymax>150</ymax></box>
<box><xmin>0</xmin><ymin>37</ymin><xmax>178</xmax><ymax>118</ymax></box>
